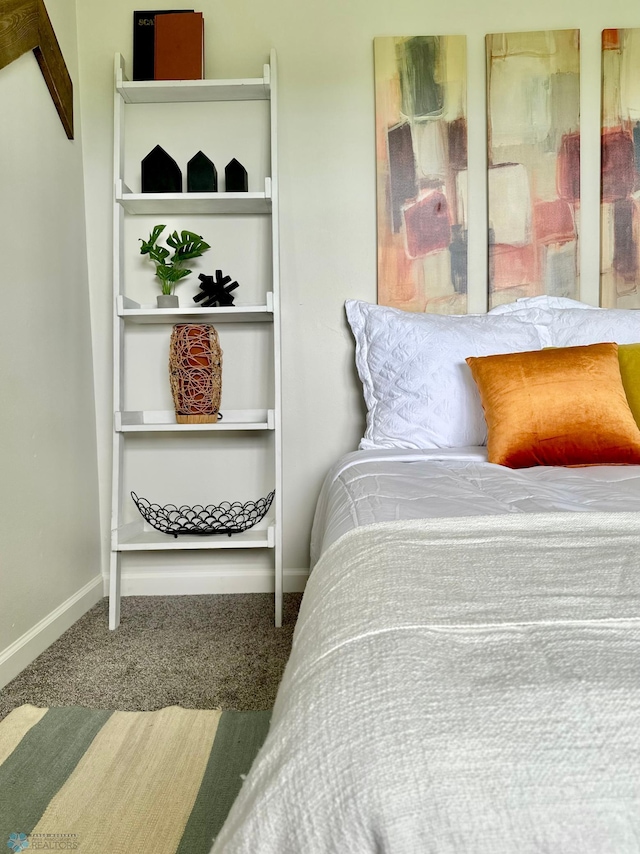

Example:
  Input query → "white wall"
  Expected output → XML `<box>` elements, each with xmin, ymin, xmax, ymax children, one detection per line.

<box><xmin>0</xmin><ymin>0</ymin><xmax>102</xmax><ymax>682</ymax></box>
<box><xmin>76</xmin><ymin>0</ymin><xmax>640</xmax><ymax>584</ymax></box>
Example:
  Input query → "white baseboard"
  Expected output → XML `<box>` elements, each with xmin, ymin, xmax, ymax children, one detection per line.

<box><xmin>0</xmin><ymin>575</ymin><xmax>104</xmax><ymax>690</ymax></box>
<box><xmin>283</xmin><ymin>570</ymin><xmax>308</xmax><ymax>593</ymax></box>
<box><xmin>119</xmin><ymin>568</ymin><xmax>309</xmax><ymax>596</ymax></box>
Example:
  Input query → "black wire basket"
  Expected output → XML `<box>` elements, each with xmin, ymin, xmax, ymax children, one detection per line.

<box><xmin>131</xmin><ymin>490</ymin><xmax>275</xmax><ymax>538</ymax></box>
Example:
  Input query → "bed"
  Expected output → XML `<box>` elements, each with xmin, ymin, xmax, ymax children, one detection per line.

<box><xmin>211</xmin><ymin>297</ymin><xmax>640</xmax><ymax>853</ymax></box>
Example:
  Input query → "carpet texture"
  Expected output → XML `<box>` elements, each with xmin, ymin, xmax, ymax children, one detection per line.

<box><xmin>0</xmin><ymin>704</ymin><xmax>270</xmax><ymax>853</ymax></box>
<box><xmin>0</xmin><ymin>594</ymin><xmax>302</xmax><ymax>722</ymax></box>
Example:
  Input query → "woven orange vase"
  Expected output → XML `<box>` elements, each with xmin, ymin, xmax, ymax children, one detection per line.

<box><xmin>169</xmin><ymin>324</ymin><xmax>222</xmax><ymax>423</ymax></box>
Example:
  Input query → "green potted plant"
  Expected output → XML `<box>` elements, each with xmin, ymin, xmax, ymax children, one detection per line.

<box><xmin>140</xmin><ymin>224</ymin><xmax>211</xmax><ymax>308</ymax></box>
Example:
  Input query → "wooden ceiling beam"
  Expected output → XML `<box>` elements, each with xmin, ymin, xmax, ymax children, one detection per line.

<box><xmin>0</xmin><ymin>0</ymin><xmax>73</xmax><ymax>139</ymax></box>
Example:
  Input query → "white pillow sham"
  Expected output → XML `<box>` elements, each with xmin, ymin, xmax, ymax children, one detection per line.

<box><xmin>488</xmin><ymin>295</ymin><xmax>597</xmax><ymax>314</ymax></box>
<box><xmin>486</xmin><ymin>296</ymin><xmax>640</xmax><ymax>349</ymax></box>
<box><xmin>492</xmin><ymin>297</ymin><xmax>640</xmax><ymax>346</ymax></box>
<box><xmin>548</xmin><ymin>307</ymin><xmax>640</xmax><ymax>347</ymax></box>
<box><xmin>345</xmin><ymin>300</ymin><xmax>544</xmax><ymax>450</ymax></box>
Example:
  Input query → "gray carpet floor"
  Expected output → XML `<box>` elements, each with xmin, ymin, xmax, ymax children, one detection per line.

<box><xmin>0</xmin><ymin>593</ymin><xmax>302</xmax><ymax>722</ymax></box>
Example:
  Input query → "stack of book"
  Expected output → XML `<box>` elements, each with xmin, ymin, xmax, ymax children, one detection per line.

<box><xmin>133</xmin><ymin>10</ymin><xmax>204</xmax><ymax>80</ymax></box>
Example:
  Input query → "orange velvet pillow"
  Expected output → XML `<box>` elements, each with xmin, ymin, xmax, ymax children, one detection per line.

<box><xmin>466</xmin><ymin>342</ymin><xmax>640</xmax><ymax>468</ymax></box>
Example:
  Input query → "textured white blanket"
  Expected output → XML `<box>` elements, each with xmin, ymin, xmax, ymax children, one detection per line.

<box><xmin>212</xmin><ymin>513</ymin><xmax>640</xmax><ymax>853</ymax></box>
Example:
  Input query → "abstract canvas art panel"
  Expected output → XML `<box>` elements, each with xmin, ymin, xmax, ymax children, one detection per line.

<box><xmin>601</xmin><ymin>29</ymin><xmax>640</xmax><ymax>308</ymax></box>
<box><xmin>486</xmin><ymin>30</ymin><xmax>580</xmax><ymax>309</ymax></box>
<box><xmin>374</xmin><ymin>36</ymin><xmax>467</xmax><ymax>314</ymax></box>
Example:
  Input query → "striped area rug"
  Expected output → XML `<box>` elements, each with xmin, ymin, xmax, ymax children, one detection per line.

<box><xmin>0</xmin><ymin>704</ymin><xmax>270</xmax><ymax>853</ymax></box>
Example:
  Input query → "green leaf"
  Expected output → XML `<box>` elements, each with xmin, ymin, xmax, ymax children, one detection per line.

<box><xmin>175</xmin><ymin>240</ymin><xmax>211</xmax><ymax>263</ymax></box>
<box><xmin>165</xmin><ymin>230</ymin><xmax>182</xmax><ymax>250</ymax></box>
<box><xmin>150</xmin><ymin>224</ymin><xmax>166</xmax><ymax>243</ymax></box>
<box><xmin>167</xmin><ymin>267</ymin><xmax>192</xmax><ymax>283</ymax></box>
<box><xmin>166</xmin><ymin>230</ymin><xmax>210</xmax><ymax>263</ymax></box>
<box><xmin>155</xmin><ymin>264</ymin><xmax>173</xmax><ymax>281</ymax></box>
<box><xmin>139</xmin><ymin>224</ymin><xmax>167</xmax><ymax>256</ymax></box>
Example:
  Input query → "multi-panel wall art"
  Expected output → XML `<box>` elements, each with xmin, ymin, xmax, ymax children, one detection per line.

<box><xmin>374</xmin><ymin>30</ymin><xmax>637</xmax><ymax>314</ymax></box>
<box><xmin>601</xmin><ymin>29</ymin><xmax>640</xmax><ymax>309</ymax></box>
<box><xmin>486</xmin><ymin>30</ymin><xmax>580</xmax><ymax>309</ymax></box>
<box><xmin>374</xmin><ymin>36</ymin><xmax>468</xmax><ymax>314</ymax></box>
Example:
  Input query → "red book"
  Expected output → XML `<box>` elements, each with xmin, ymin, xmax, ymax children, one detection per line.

<box><xmin>154</xmin><ymin>12</ymin><xmax>204</xmax><ymax>80</ymax></box>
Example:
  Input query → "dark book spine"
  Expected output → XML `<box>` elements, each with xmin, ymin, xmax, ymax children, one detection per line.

<box><xmin>132</xmin><ymin>10</ymin><xmax>194</xmax><ymax>80</ymax></box>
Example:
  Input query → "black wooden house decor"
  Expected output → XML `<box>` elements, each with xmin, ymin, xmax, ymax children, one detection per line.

<box><xmin>141</xmin><ymin>145</ymin><xmax>182</xmax><ymax>193</ymax></box>
<box><xmin>187</xmin><ymin>151</ymin><xmax>217</xmax><ymax>192</ymax></box>
<box><xmin>225</xmin><ymin>158</ymin><xmax>248</xmax><ymax>192</ymax></box>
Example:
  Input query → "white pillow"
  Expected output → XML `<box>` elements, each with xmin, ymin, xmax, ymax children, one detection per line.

<box><xmin>548</xmin><ymin>307</ymin><xmax>640</xmax><ymax>347</ymax></box>
<box><xmin>487</xmin><ymin>297</ymin><xmax>640</xmax><ymax>347</ymax></box>
<box><xmin>345</xmin><ymin>300</ymin><xmax>544</xmax><ymax>449</ymax></box>
<box><xmin>488</xmin><ymin>297</ymin><xmax>603</xmax><ymax>347</ymax></box>
<box><xmin>488</xmin><ymin>295</ymin><xmax>597</xmax><ymax>315</ymax></box>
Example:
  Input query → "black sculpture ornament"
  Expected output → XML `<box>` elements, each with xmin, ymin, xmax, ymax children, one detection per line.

<box><xmin>225</xmin><ymin>158</ymin><xmax>248</xmax><ymax>192</ymax></box>
<box><xmin>187</xmin><ymin>151</ymin><xmax>217</xmax><ymax>192</ymax></box>
<box><xmin>141</xmin><ymin>145</ymin><xmax>182</xmax><ymax>193</ymax></box>
<box><xmin>194</xmin><ymin>270</ymin><xmax>239</xmax><ymax>307</ymax></box>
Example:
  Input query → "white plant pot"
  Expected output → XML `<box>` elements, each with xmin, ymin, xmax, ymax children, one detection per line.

<box><xmin>157</xmin><ymin>294</ymin><xmax>179</xmax><ymax>308</ymax></box>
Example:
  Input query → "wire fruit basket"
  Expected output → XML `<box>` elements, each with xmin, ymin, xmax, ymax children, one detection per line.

<box><xmin>131</xmin><ymin>490</ymin><xmax>274</xmax><ymax>537</ymax></box>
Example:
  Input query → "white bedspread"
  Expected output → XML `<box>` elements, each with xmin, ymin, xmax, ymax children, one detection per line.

<box><xmin>311</xmin><ymin>449</ymin><xmax>640</xmax><ymax>564</ymax></box>
<box><xmin>212</xmin><ymin>512</ymin><xmax>640</xmax><ymax>853</ymax></box>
